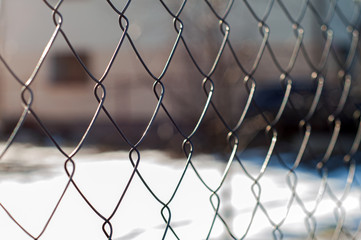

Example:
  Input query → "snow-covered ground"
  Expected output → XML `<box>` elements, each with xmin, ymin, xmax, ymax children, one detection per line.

<box><xmin>0</xmin><ymin>143</ymin><xmax>360</xmax><ymax>239</ymax></box>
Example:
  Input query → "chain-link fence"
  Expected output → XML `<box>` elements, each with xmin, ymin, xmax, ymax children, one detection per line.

<box><xmin>0</xmin><ymin>0</ymin><xmax>361</xmax><ymax>239</ymax></box>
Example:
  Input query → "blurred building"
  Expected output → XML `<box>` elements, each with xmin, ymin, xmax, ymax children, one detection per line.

<box><xmin>0</xmin><ymin>0</ymin><xmax>356</xmax><ymax>146</ymax></box>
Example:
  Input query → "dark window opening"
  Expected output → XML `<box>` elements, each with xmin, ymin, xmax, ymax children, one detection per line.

<box><xmin>51</xmin><ymin>52</ymin><xmax>89</xmax><ymax>85</ymax></box>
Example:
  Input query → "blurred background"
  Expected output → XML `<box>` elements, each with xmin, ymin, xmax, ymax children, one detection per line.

<box><xmin>0</xmin><ymin>0</ymin><xmax>359</xmax><ymax>155</ymax></box>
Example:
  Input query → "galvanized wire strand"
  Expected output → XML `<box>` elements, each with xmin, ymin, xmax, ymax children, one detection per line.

<box><xmin>0</xmin><ymin>1</ymin><xmax>129</xmax><ymax>239</ymax></box>
<box><xmin>176</xmin><ymin>1</ymin><xmax>264</xmax><ymax>238</ymax></box>
<box><xmin>98</xmin><ymin>1</ymin><xmax>187</xmax><ymax>239</ymax></box>
<box><xmin>45</xmin><ymin>2</ymin><xmax>128</xmax><ymax>238</ymax></box>
<box><xmin>308</xmin><ymin>3</ymin><xmax>361</xmax><ymax>240</ymax></box>
<box><xmin>0</xmin><ymin>2</ymin><xmax>73</xmax><ymax>239</ymax></box>
<box><xmin>274</xmin><ymin>2</ymin><xmax>344</xmax><ymax>237</ymax></box>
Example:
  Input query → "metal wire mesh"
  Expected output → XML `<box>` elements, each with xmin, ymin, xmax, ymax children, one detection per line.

<box><xmin>0</xmin><ymin>0</ymin><xmax>361</xmax><ymax>239</ymax></box>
